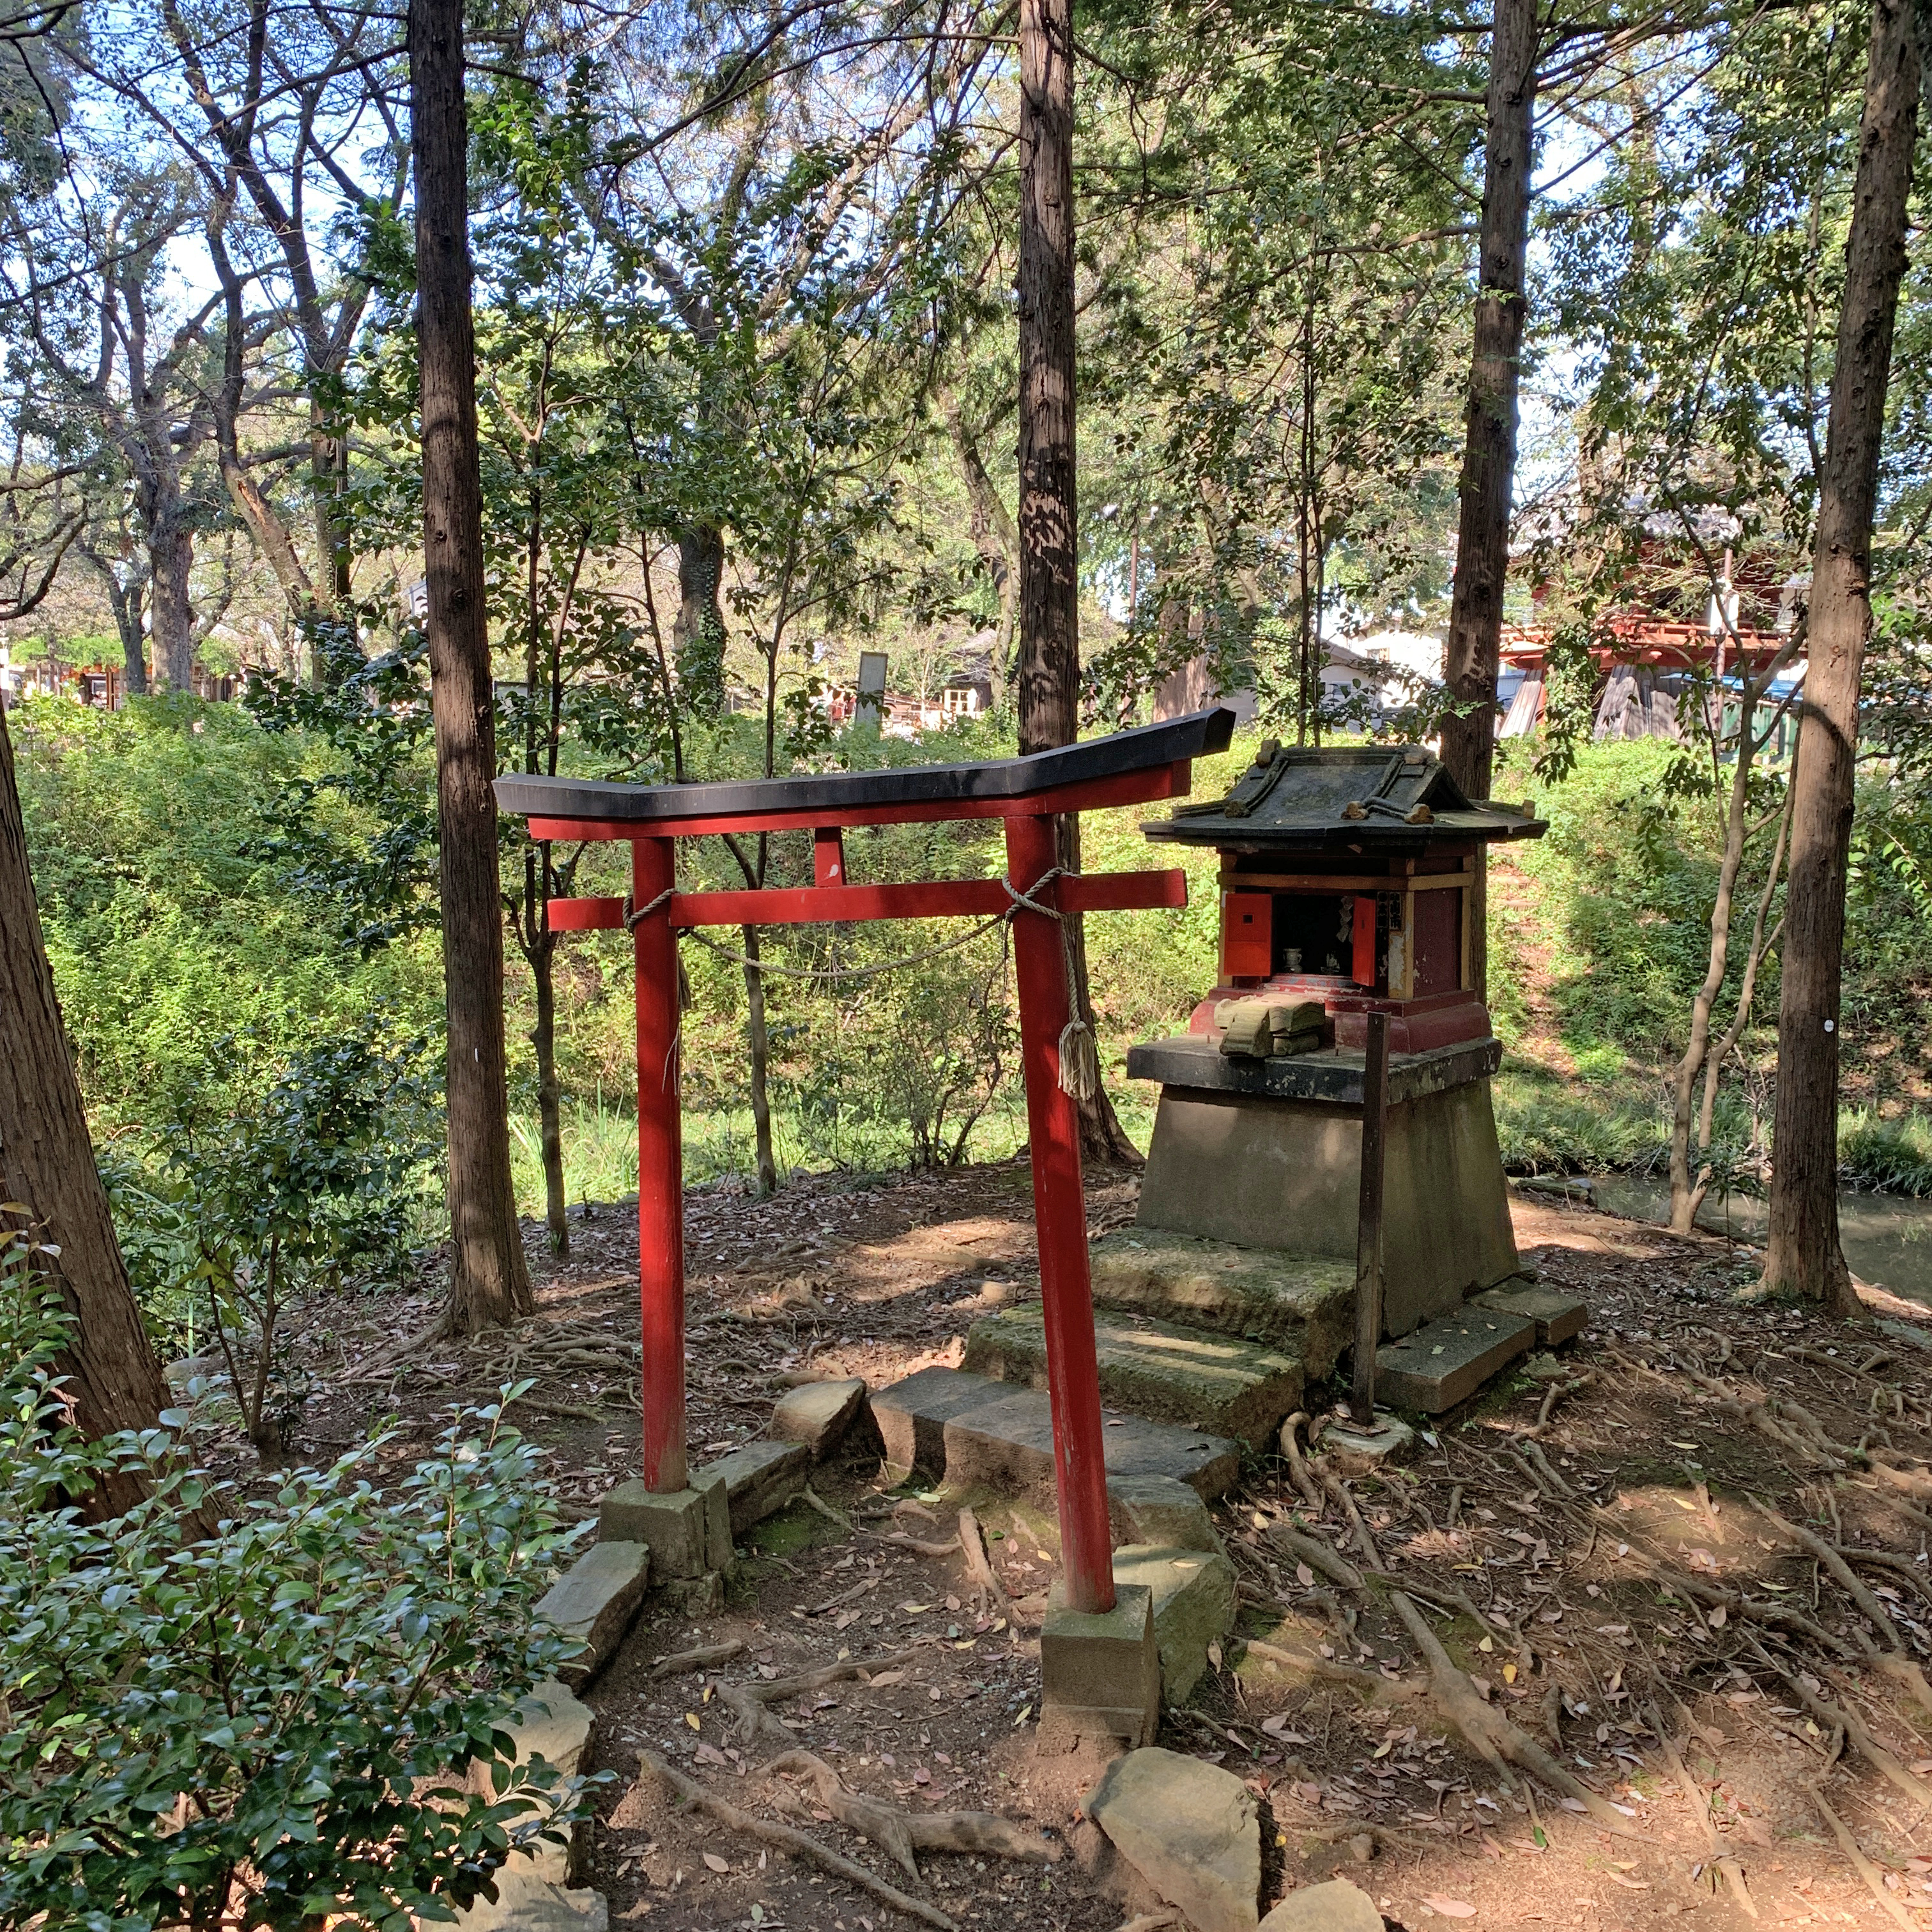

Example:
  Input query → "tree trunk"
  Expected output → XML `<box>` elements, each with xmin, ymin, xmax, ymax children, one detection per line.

<box><xmin>151</xmin><ymin>521</ymin><xmax>195</xmax><ymax>692</ymax></box>
<box><xmin>410</xmin><ymin>0</ymin><xmax>533</xmax><ymax>1336</ymax></box>
<box><xmin>1763</xmin><ymin>0</ymin><xmax>1920</xmax><ymax>1314</ymax></box>
<box><xmin>740</xmin><ymin>923</ymin><xmax>779</xmax><ymax>1195</ymax></box>
<box><xmin>0</xmin><ymin>700</ymin><xmax>167</xmax><ymax>1515</ymax></box>
<box><xmin>109</xmin><ymin>573</ymin><xmax>148</xmax><ymax>698</ymax></box>
<box><xmin>1438</xmin><ymin>0</ymin><xmax>1537</xmax><ymax>1003</ymax></box>
<box><xmin>1017</xmin><ymin>0</ymin><xmax>1136</xmax><ymax>1165</ymax></box>
<box><xmin>532</xmin><ymin>931</ymin><xmax>569</xmax><ymax>1256</ymax></box>
<box><xmin>674</xmin><ymin>523</ymin><xmax>728</xmax><ymax>712</ymax></box>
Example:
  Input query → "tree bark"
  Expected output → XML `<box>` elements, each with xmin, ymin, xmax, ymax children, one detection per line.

<box><xmin>410</xmin><ymin>0</ymin><xmax>533</xmax><ymax>1335</ymax></box>
<box><xmin>1763</xmin><ymin>0</ymin><xmax>1920</xmax><ymax>1313</ymax></box>
<box><xmin>675</xmin><ymin>523</ymin><xmax>728</xmax><ymax>711</ymax></box>
<box><xmin>532</xmin><ymin>931</ymin><xmax>569</xmax><ymax>1255</ymax></box>
<box><xmin>151</xmin><ymin>519</ymin><xmax>196</xmax><ymax>692</ymax></box>
<box><xmin>1439</xmin><ymin>0</ymin><xmax>1537</xmax><ymax>1002</ymax></box>
<box><xmin>0</xmin><ymin>700</ymin><xmax>168</xmax><ymax>1516</ymax></box>
<box><xmin>1016</xmin><ymin>0</ymin><xmax>1136</xmax><ymax>1165</ymax></box>
<box><xmin>740</xmin><ymin>923</ymin><xmax>779</xmax><ymax>1195</ymax></box>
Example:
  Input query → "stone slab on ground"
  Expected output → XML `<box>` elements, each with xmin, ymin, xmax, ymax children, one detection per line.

<box><xmin>1086</xmin><ymin>1745</ymin><xmax>1261</xmax><ymax>1932</ymax></box>
<box><xmin>1107</xmin><ymin>1472</ymin><xmax>1221</xmax><ymax>1553</ymax></box>
<box><xmin>694</xmin><ymin>1439</ymin><xmax>811</xmax><ymax>1535</ymax></box>
<box><xmin>467</xmin><ymin>1677</ymin><xmax>594</xmax><ymax>1886</ymax></box>
<box><xmin>940</xmin><ymin>1379</ymin><xmax>1242</xmax><ymax>1500</ymax></box>
<box><xmin>769</xmin><ymin>1376</ymin><xmax>867</xmax><ymax>1459</ymax></box>
<box><xmin>1374</xmin><ymin>1308</ymin><xmax>1537</xmax><ymax>1413</ymax></box>
<box><xmin>1471</xmin><ymin>1280</ymin><xmax>1589</xmax><ymax>1346</ymax></box>
<box><xmin>1088</xmin><ymin>1230</ymin><xmax>1355</xmax><ymax>1368</ymax></box>
<box><xmin>1259</xmin><ymin>1878</ymin><xmax>1383</xmax><ymax>1932</ymax></box>
<box><xmin>1319</xmin><ymin>1414</ymin><xmax>1416</xmax><ymax>1476</ymax></box>
<box><xmin>1112</xmin><ymin>1543</ymin><xmax>1238</xmax><ymax>1703</ymax></box>
<box><xmin>598</xmin><ymin>1480</ymin><xmax>732</xmax><ymax>1577</ymax></box>
<box><xmin>963</xmin><ymin>1303</ymin><xmax>1305</xmax><ymax>1444</ymax></box>
<box><xmin>448</xmin><ymin>1862</ymin><xmax>608</xmax><ymax>1932</ymax></box>
<box><xmin>537</xmin><ymin>1544</ymin><xmax>648</xmax><ymax>1688</ymax></box>
<box><xmin>1041</xmin><ymin>1579</ymin><xmax>1160</xmax><ymax>1746</ymax></box>
<box><xmin>871</xmin><ymin>1365</ymin><xmax>1008</xmax><ymax>1482</ymax></box>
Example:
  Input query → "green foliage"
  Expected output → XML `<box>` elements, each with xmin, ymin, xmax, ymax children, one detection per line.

<box><xmin>0</xmin><ymin>1235</ymin><xmax>600</xmax><ymax>1931</ymax></box>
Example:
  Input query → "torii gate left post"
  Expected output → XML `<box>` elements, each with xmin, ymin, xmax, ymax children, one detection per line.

<box><xmin>494</xmin><ymin>707</ymin><xmax>1235</xmax><ymax>1633</ymax></box>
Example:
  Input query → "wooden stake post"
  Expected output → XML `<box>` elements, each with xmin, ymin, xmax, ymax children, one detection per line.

<box><xmin>496</xmin><ymin>709</ymin><xmax>1233</xmax><ymax>1616</ymax></box>
<box><xmin>1351</xmin><ymin>1008</ymin><xmax>1392</xmax><ymax>1418</ymax></box>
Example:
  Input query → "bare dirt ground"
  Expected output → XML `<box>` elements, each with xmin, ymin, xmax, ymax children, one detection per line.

<box><xmin>290</xmin><ymin>1163</ymin><xmax>1932</xmax><ymax>1932</ymax></box>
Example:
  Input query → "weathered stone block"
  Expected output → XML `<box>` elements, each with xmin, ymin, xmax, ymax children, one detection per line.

<box><xmin>1259</xmin><ymin>1877</ymin><xmax>1383</xmax><ymax>1932</ymax></box>
<box><xmin>537</xmin><ymin>1544</ymin><xmax>648</xmax><ymax>1687</ymax></box>
<box><xmin>1471</xmin><ymin>1280</ymin><xmax>1588</xmax><ymax>1346</ymax></box>
<box><xmin>1374</xmin><ymin>1308</ymin><xmax>1536</xmax><ymax>1413</ymax></box>
<box><xmin>1112</xmin><ymin>1544</ymin><xmax>1238</xmax><ymax>1703</ymax></box>
<box><xmin>1086</xmin><ymin>1745</ymin><xmax>1261</xmax><ymax>1932</ymax></box>
<box><xmin>659</xmin><ymin>1570</ymin><xmax>724</xmax><ymax>1618</ymax></box>
<box><xmin>965</xmin><ymin>1304</ymin><xmax>1305</xmax><ymax>1443</ymax></box>
<box><xmin>870</xmin><ymin>1365</ymin><xmax>1004</xmax><ymax>1482</ymax></box>
<box><xmin>468</xmin><ymin>1678</ymin><xmax>594</xmax><ymax>1885</ymax></box>
<box><xmin>1319</xmin><ymin>1413</ymin><xmax>1416</xmax><ymax>1476</ymax></box>
<box><xmin>770</xmin><ymin>1376</ymin><xmax>867</xmax><ymax>1459</ymax></box>
<box><xmin>1107</xmin><ymin>1472</ymin><xmax>1220</xmax><ymax>1553</ymax></box>
<box><xmin>1043</xmin><ymin>1580</ymin><xmax>1161</xmax><ymax>1746</ymax></box>
<box><xmin>449</xmin><ymin>1862</ymin><xmax>608</xmax><ymax>1932</ymax></box>
<box><xmin>1089</xmin><ymin>1230</ymin><xmax>1356</xmax><ymax>1367</ymax></box>
<box><xmin>598</xmin><ymin>1481</ymin><xmax>730</xmax><ymax>1579</ymax></box>
<box><xmin>694</xmin><ymin>1438</ymin><xmax>811</xmax><ymax>1535</ymax></box>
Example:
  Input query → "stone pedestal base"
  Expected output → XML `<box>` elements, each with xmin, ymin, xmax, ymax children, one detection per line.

<box><xmin>1042</xmin><ymin>1580</ymin><xmax>1161</xmax><ymax>1747</ymax></box>
<box><xmin>1126</xmin><ymin>1036</ymin><xmax>1519</xmax><ymax>1338</ymax></box>
<box><xmin>598</xmin><ymin>1480</ymin><xmax>732</xmax><ymax>1578</ymax></box>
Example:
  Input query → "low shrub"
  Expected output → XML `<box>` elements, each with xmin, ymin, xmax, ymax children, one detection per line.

<box><xmin>0</xmin><ymin>1234</ymin><xmax>599</xmax><ymax>1931</ymax></box>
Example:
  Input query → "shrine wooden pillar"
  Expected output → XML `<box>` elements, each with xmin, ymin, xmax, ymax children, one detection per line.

<box><xmin>1005</xmin><ymin>809</ymin><xmax>1115</xmax><ymax>1616</ymax></box>
<box><xmin>631</xmin><ymin>833</ymin><xmax>687</xmax><ymax>1494</ymax></box>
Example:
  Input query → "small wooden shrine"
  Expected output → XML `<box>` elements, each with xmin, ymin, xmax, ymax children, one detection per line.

<box><xmin>1126</xmin><ymin>740</ymin><xmax>1546</xmax><ymax>1337</ymax></box>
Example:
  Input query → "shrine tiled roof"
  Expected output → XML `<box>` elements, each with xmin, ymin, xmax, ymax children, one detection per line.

<box><xmin>1142</xmin><ymin>742</ymin><xmax>1545</xmax><ymax>852</ymax></box>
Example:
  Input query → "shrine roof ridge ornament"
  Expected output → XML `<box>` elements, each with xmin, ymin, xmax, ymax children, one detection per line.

<box><xmin>494</xmin><ymin>705</ymin><xmax>1238</xmax><ymax>829</ymax></box>
<box><xmin>1144</xmin><ymin>740</ymin><xmax>1547</xmax><ymax>852</ymax></box>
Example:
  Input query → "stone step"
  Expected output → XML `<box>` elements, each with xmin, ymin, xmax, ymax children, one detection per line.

<box><xmin>1089</xmin><ymin>1229</ymin><xmax>1355</xmax><ymax>1368</ymax></box>
<box><xmin>1374</xmin><ymin>1307</ymin><xmax>1537</xmax><ymax>1413</ymax></box>
<box><xmin>1471</xmin><ymin>1280</ymin><xmax>1589</xmax><ymax>1346</ymax></box>
<box><xmin>963</xmin><ymin>1304</ymin><xmax>1305</xmax><ymax>1446</ymax></box>
<box><xmin>870</xmin><ymin>1366</ymin><xmax>1242</xmax><ymax>1501</ymax></box>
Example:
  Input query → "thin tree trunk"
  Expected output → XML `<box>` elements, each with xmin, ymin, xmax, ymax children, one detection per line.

<box><xmin>740</xmin><ymin>923</ymin><xmax>779</xmax><ymax>1195</ymax></box>
<box><xmin>1669</xmin><ymin>718</ymin><xmax>1758</xmax><ymax>1232</ymax></box>
<box><xmin>1764</xmin><ymin>0</ymin><xmax>1920</xmax><ymax>1313</ymax></box>
<box><xmin>533</xmin><ymin>933</ymin><xmax>569</xmax><ymax>1255</ymax></box>
<box><xmin>1439</xmin><ymin>0</ymin><xmax>1537</xmax><ymax>1002</ymax></box>
<box><xmin>151</xmin><ymin>522</ymin><xmax>195</xmax><ymax>691</ymax></box>
<box><xmin>1016</xmin><ymin>0</ymin><xmax>1136</xmax><ymax>1165</ymax></box>
<box><xmin>410</xmin><ymin>0</ymin><xmax>533</xmax><ymax>1336</ymax></box>
<box><xmin>0</xmin><ymin>700</ymin><xmax>168</xmax><ymax>1516</ymax></box>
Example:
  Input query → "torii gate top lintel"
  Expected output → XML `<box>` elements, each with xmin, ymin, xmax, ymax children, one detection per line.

<box><xmin>490</xmin><ymin>705</ymin><xmax>1237</xmax><ymax>1618</ymax></box>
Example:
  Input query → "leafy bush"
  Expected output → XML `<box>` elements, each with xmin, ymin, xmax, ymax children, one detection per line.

<box><xmin>0</xmin><ymin>1234</ymin><xmax>597</xmax><ymax>1932</ymax></box>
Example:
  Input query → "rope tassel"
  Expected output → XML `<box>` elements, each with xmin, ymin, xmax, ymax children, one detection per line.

<box><xmin>1057</xmin><ymin>1016</ymin><xmax>1100</xmax><ymax>1101</ymax></box>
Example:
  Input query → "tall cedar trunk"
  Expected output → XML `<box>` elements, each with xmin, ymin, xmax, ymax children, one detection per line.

<box><xmin>151</xmin><ymin>521</ymin><xmax>195</xmax><ymax>691</ymax></box>
<box><xmin>0</xmin><ymin>700</ymin><xmax>168</xmax><ymax>1516</ymax></box>
<box><xmin>532</xmin><ymin>932</ymin><xmax>569</xmax><ymax>1254</ymax></box>
<box><xmin>410</xmin><ymin>0</ymin><xmax>533</xmax><ymax>1335</ymax></box>
<box><xmin>1016</xmin><ymin>0</ymin><xmax>1136</xmax><ymax>1164</ymax></box>
<box><xmin>1763</xmin><ymin>0</ymin><xmax>1921</xmax><ymax>1312</ymax></box>
<box><xmin>740</xmin><ymin>923</ymin><xmax>779</xmax><ymax>1195</ymax></box>
<box><xmin>1439</xmin><ymin>0</ymin><xmax>1537</xmax><ymax>1003</ymax></box>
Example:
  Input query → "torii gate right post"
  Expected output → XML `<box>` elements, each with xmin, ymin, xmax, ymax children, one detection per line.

<box><xmin>496</xmin><ymin>708</ymin><xmax>1234</xmax><ymax>1726</ymax></box>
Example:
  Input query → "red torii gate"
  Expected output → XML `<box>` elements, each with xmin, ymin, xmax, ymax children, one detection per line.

<box><xmin>495</xmin><ymin>707</ymin><xmax>1235</xmax><ymax>1614</ymax></box>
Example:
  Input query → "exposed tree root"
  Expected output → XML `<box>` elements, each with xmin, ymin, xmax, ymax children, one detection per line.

<box><xmin>1383</xmin><ymin>1590</ymin><xmax>1641</xmax><ymax>1837</ymax></box>
<box><xmin>719</xmin><ymin>1648</ymin><xmax>926</xmax><ymax>1752</ymax></box>
<box><xmin>1746</xmin><ymin>1640</ymin><xmax>1932</xmax><ymax>1814</ymax></box>
<box><xmin>647</xmin><ymin>1639</ymin><xmax>747</xmax><ymax>1682</ymax></box>
<box><xmin>1809</xmin><ymin>1786</ymin><xmax>1918</xmax><ymax>1932</ymax></box>
<box><xmin>1265</xmin><ymin>1521</ymin><xmax>1365</xmax><ymax>1592</ymax></box>
<box><xmin>957</xmin><ymin>1506</ymin><xmax>1015</xmax><ymax>1622</ymax></box>
<box><xmin>636</xmin><ymin>1749</ymin><xmax>957</xmax><ymax>1930</ymax></box>
<box><xmin>1279</xmin><ymin>1411</ymin><xmax>1325</xmax><ymax>1512</ymax></box>
<box><xmin>1242</xmin><ymin>1636</ymin><xmax>1427</xmax><ymax>1698</ymax></box>
<box><xmin>765</xmin><ymin>1749</ymin><xmax>1058</xmax><ymax>1877</ymax></box>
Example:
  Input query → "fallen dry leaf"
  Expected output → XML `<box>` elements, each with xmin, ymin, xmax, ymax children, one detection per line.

<box><xmin>702</xmin><ymin>1853</ymin><xmax>729</xmax><ymax>1874</ymax></box>
<box><xmin>1422</xmin><ymin>1897</ymin><xmax>1477</xmax><ymax>1919</ymax></box>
